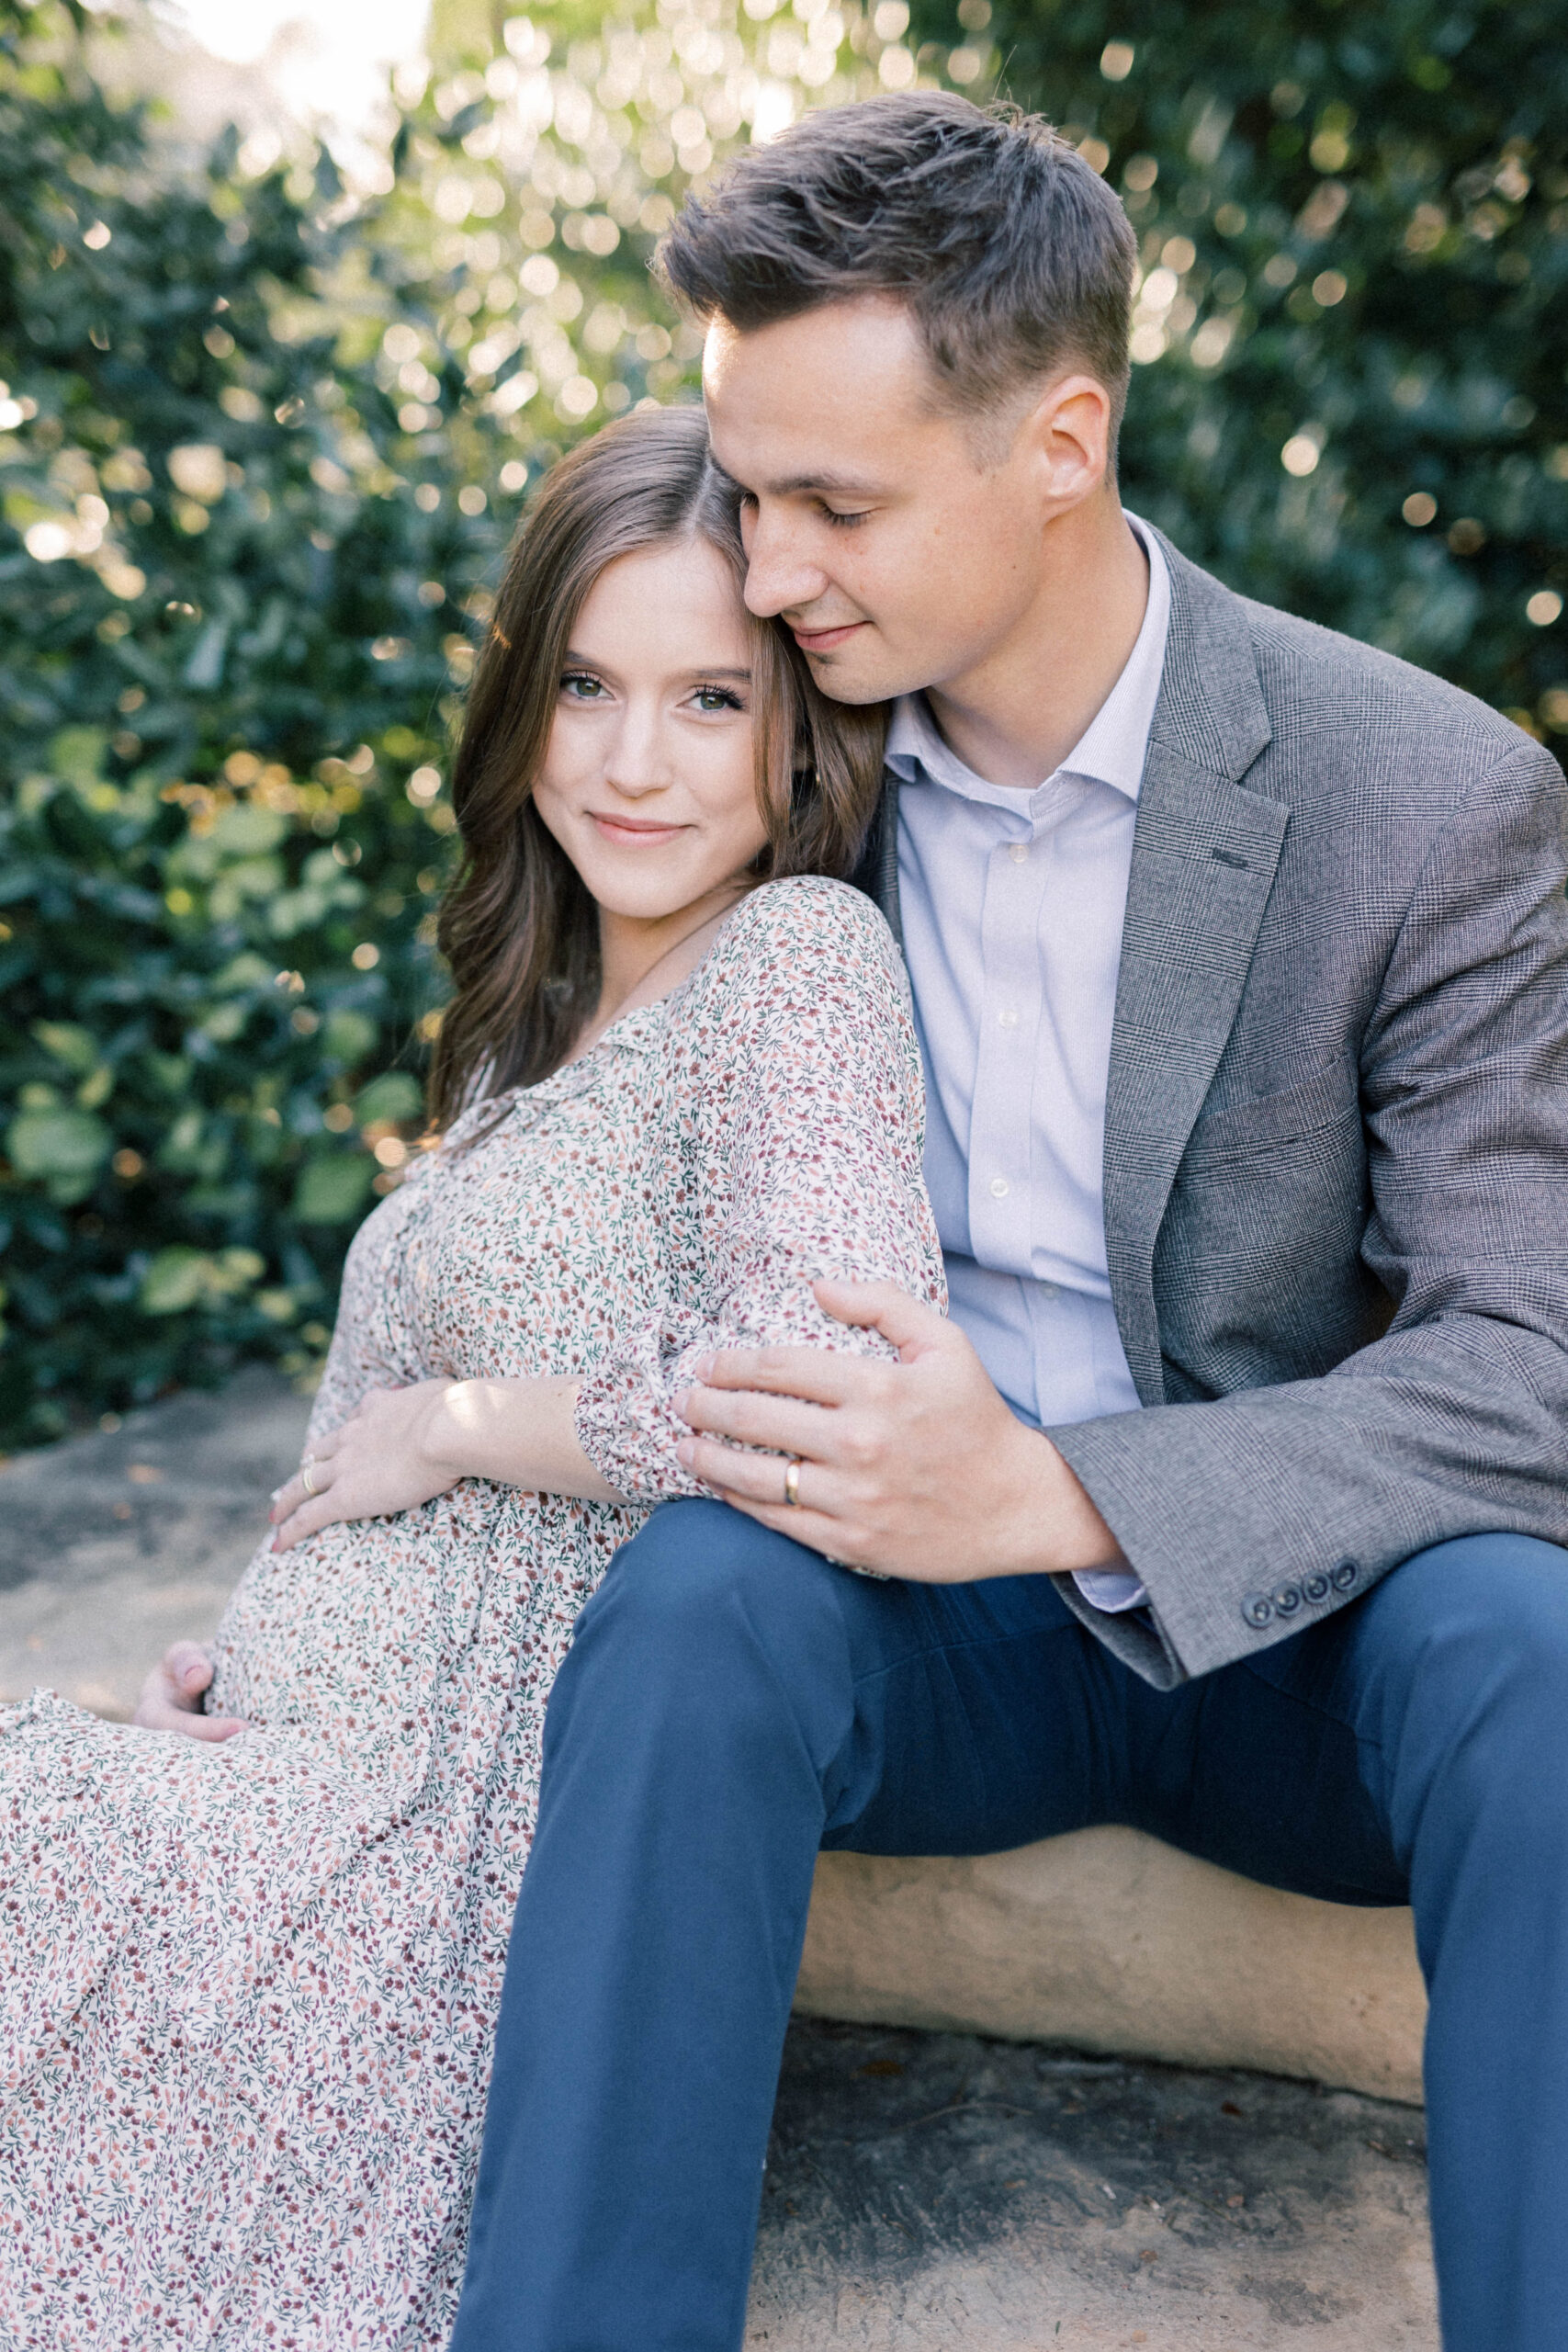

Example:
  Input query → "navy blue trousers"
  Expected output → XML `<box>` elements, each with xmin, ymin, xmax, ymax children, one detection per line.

<box><xmin>449</xmin><ymin>1503</ymin><xmax>1568</xmax><ymax>2352</ymax></box>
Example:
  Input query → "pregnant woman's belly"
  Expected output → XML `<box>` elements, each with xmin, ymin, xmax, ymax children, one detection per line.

<box><xmin>206</xmin><ymin>1060</ymin><xmax>663</xmax><ymax>1777</ymax></box>
<box><xmin>208</xmin><ymin>1480</ymin><xmax>641</xmax><ymax>1808</ymax></box>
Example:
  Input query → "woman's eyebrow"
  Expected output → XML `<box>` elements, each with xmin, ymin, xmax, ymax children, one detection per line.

<box><xmin>558</xmin><ymin>655</ymin><xmax>752</xmax><ymax>682</ymax></box>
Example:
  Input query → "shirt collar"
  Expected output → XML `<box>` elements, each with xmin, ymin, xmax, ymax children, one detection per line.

<box><xmin>886</xmin><ymin>514</ymin><xmax>1170</xmax><ymax>811</ymax></box>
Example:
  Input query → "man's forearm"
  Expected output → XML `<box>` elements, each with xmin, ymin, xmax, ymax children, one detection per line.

<box><xmin>1050</xmin><ymin>1309</ymin><xmax>1568</xmax><ymax>1687</ymax></box>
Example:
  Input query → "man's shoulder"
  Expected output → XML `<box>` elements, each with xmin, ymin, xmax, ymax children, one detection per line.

<box><xmin>1166</xmin><ymin>538</ymin><xmax>1556</xmax><ymax>810</ymax></box>
<box><xmin>1238</xmin><ymin>593</ymin><xmax>1518</xmax><ymax>756</ymax></box>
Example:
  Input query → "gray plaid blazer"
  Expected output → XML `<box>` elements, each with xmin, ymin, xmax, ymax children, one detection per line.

<box><xmin>853</xmin><ymin>529</ymin><xmax>1568</xmax><ymax>1689</ymax></box>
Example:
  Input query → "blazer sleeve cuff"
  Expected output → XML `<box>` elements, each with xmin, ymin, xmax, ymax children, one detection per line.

<box><xmin>1044</xmin><ymin>1405</ymin><xmax>1370</xmax><ymax>1685</ymax></box>
<box><xmin>1048</xmin><ymin>1572</ymin><xmax>1189</xmax><ymax>1690</ymax></box>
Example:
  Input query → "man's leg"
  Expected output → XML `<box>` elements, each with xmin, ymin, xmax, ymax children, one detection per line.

<box><xmin>449</xmin><ymin>1498</ymin><xmax>1131</xmax><ymax>2351</ymax></box>
<box><xmin>1137</xmin><ymin>1532</ymin><xmax>1568</xmax><ymax>2352</ymax></box>
<box><xmin>452</xmin><ymin>1508</ymin><xmax>1568</xmax><ymax>2352</ymax></box>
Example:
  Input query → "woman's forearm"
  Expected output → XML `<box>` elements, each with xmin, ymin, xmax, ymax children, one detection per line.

<box><xmin>424</xmin><ymin>1376</ymin><xmax>624</xmax><ymax>1502</ymax></box>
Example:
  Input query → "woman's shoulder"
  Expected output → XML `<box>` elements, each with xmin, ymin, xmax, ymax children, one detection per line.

<box><xmin>665</xmin><ymin>876</ymin><xmax>912</xmax><ymax>1071</ymax></box>
<box><xmin>711</xmin><ymin>874</ymin><xmax>901</xmax><ymax>986</ymax></box>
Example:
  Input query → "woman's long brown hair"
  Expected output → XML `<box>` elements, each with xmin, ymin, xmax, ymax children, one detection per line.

<box><xmin>429</xmin><ymin>404</ymin><xmax>888</xmax><ymax>1126</ymax></box>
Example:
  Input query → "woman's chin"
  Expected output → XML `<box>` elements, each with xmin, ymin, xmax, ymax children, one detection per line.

<box><xmin>583</xmin><ymin>862</ymin><xmax>749</xmax><ymax>927</ymax></box>
<box><xmin>590</xmin><ymin>879</ymin><xmax>710</xmax><ymax>925</ymax></box>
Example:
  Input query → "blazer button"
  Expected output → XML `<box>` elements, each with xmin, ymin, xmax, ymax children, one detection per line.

<box><xmin>1272</xmin><ymin>1583</ymin><xmax>1303</xmax><ymax>1617</ymax></box>
<box><xmin>1330</xmin><ymin>1558</ymin><xmax>1359</xmax><ymax>1590</ymax></box>
<box><xmin>1302</xmin><ymin>1570</ymin><xmax>1330</xmax><ymax>1604</ymax></box>
<box><xmin>1242</xmin><ymin>1593</ymin><xmax>1274</xmax><ymax>1629</ymax></box>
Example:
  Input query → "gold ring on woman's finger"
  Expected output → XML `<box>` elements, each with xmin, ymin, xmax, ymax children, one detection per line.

<box><xmin>784</xmin><ymin>1458</ymin><xmax>801</xmax><ymax>1508</ymax></box>
<box><xmin>300</xmin><ymin>1459</ymin><xmax>319</xmax><ymax>1497</ymax></box>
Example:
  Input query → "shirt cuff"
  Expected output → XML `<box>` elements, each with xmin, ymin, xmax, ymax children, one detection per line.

<box><xmin>1071</xmin><ymin>1566</ymin><xmax>1150</xmax><ymax>1615</ymax></box>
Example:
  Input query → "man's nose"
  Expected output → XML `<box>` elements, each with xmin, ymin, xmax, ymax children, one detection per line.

<box><xmin>741</xmin><ymin>506</ymin><xmax>829</xmax><ymax>621</ymax></box>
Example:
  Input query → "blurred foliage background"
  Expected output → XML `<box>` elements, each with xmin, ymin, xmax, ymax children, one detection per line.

<box><xmin>918</xmin><ymin>0</ymin><xmax>1568</xmax><ymax>703</ymax></box>
<box><xmin>0</xmin><ymin>0</ymin><xmax>1563</xmax><ymax>1446</ymax></box>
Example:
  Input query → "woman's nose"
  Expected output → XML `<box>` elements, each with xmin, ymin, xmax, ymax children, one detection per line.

<box><xmin>601</xmin><ymin>704</ymin><xmax>674</xmax><ymax>798</ymax></box>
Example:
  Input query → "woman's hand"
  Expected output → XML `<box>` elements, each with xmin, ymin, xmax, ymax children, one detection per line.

<box><xmin>269</xmin><ymin>1380</ymin><xmax>467</xmax><ymax>1550</ymax></box>
<box><xmin>132</xmin><ymin>1642</ymin><xmax>252</xmax><ymax>1741</ymax></box>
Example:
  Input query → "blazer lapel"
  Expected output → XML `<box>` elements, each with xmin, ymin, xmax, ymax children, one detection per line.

<box><xmin>852</xmin><ymin>772</ymin><xmax>904</xmax><ymax>942</ymax></box>
<box><xmin>1103</xmin><ymin>539</ymin><xmax>1288</xmax><ymax>1406</ymax></box>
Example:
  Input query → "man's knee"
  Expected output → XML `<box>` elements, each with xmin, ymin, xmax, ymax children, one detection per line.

<box><xmin>557</xmin><ymin>1498</ymin><xmax>858</xmax><ymax>1740</ymax></box>
<box><xmin>1369</xmin><ymin>1532</ymin><xmax>1568</xmax><ymax>1679</ymax></box>
<box><xmin>1359</xmin><ymin>1533</ymin><xmax>1568</xmax><ymax>1839</ymax></box>
<box><xmin>589</xmin><ymin>1498</ymin><xmax>845</xmax><ymax>1642</ymax></box>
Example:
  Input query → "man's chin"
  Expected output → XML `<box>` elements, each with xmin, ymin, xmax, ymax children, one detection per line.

<box><xmin>800</xmin><ymin>649</ymin><xmax>909</xmax><ymax>707</ymax></box>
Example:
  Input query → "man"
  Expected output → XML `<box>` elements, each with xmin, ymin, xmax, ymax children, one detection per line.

<box><xmin>149</xmin><ymin>95</ymin><xmax>1568</xmax><ymax>2351</ymax></box>
<box><xmin>433</xmin><ymin>96</ymin><xmax>1568</xmax><ymax>2350</ymax></box>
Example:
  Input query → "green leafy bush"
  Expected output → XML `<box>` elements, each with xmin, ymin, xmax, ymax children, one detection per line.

<box><xmin>0</xmin><ymin>0</ymin><xmax>897</xmax><ymax>1445</ymax></box>
<box><xmin>0</xmin><ymin>7</ymin><xmax>515</xmax><ymax>1441</ymax></box>
<box><xmin>913</xmin><ymin>0</ymin><xmax>1568</xmax><ymax>725</ymax></box>
<box><xmin>5</xmin><ymin>0</ymin><xmax>1563</xmax><ymax>1446</ymax></box>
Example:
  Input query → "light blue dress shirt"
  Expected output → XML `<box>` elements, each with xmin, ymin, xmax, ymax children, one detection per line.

<box><xmin>888</xmin><ymin>519</ymin><xmax>1170</xmax><ymax>1610</ymax></box>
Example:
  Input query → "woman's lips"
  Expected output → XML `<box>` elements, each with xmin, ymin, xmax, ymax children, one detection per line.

<box><xmin>588</xmin><ymin>813</ymin><xmax>688</xmax><ymax>847</ymax></box>
<box><xmin>791</xmin><ymin>620</ymin><xmax>864</xmax><ymax>655</ymax></box>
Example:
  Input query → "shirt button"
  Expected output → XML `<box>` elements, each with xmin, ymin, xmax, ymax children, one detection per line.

<box><xmin>989</xmin><ymin>1176</ymin><xmax>1010</xmax><ymax>1199</ymax></box>
<box><xmin>1008</xmin><ymin>842</ymin><xmax>1030</xmax><ymax>865</ymax></box>
<box><xmin>998</xmin><ymin>1007</ymin><xmax>1020</xmax><ymax>1029</ymax></box>
<box><xmin>1037</xmin><ymin>1281</ymin><xmax>1059</xmax><ymax>1301</ymax></box>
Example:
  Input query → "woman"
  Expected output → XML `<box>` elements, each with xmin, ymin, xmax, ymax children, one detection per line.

<box><xmin>0</xmin><ymin>405</ymin><xmax>943</xmax><ymax>2347</ymax></box>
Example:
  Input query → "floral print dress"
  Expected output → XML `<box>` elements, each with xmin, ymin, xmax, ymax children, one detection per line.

<box><xmin>0</xmin><ymin>876</ymin><xmax>944</xmax><ymax>2351</ymax></box>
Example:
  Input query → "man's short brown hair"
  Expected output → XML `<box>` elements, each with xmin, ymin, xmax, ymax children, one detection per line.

<box><xmin>658</xmin><ymin>93</ymin><xmax>1138</xmax><ymax>461</ymax></box>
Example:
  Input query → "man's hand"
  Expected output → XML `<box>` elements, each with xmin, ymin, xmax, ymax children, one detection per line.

<box><xmin>673</xmin><ymin>1279</ymin><xmax>1122</xmax><ymax>1582</ymax></box>
<box><xmin>131</xmin><ymin>1642</ymin><xmax>251</xmax><ymax>1742</ymax></box>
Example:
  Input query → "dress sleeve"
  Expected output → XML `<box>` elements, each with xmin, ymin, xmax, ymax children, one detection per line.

<box><xmin>574</xmin><ymin>880</ymin><xmax>946</xmax><ymax>1502</ymax></box>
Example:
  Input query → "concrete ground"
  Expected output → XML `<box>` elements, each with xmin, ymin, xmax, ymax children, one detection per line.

<box><xmin>750</xmin><ymin>2024</ymin><xmax>1434</xmax><ymax>2348</ymax></box>
<box><xmin>0</xmin><ymin>1376</ymin><xmax>1438</xmax><ymax>2348</ymax></box>
<box><xmin>0</xmin><ymin>1365</ymin><xmax>308</xmax><ymax>1720</ymax></box>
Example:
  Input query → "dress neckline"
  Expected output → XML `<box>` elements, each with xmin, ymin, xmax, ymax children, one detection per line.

<box><xmin>548</xmin><ymin>881</ymin><xmax>773</xmax><ymax>1075</ymax></box>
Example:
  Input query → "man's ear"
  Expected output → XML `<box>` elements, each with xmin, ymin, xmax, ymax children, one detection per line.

<box><xmin>1016</xmin><ymin>371</ymin><xmax>1113</xmax><ymax>512</ymax></box>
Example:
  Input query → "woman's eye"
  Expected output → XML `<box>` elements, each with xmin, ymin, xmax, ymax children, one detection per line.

<box><xmin>822</xmin><ymin>506</ymin><xmax>870</xmax><ymax>530</ymax></box>
<box><xmin>693</xmin><ymin>685</ymin><xmax>744</xmax><ymax>713</ymax></box>
<box><xmin>560</xmin><ymin>673</ymin><xmax>604</xmax><ymax>699</ymax></box>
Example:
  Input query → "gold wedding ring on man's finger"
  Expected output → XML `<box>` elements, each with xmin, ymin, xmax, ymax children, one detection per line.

<box><xmin>784</xmin><ymin>1458</ymin><xmax>801</xmax><ymax>1508</ymax></box>
<box><xmin>300</xmin><ymin>1458</ymin><xmax>320</xmax><ymax>1498</ymax></box>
